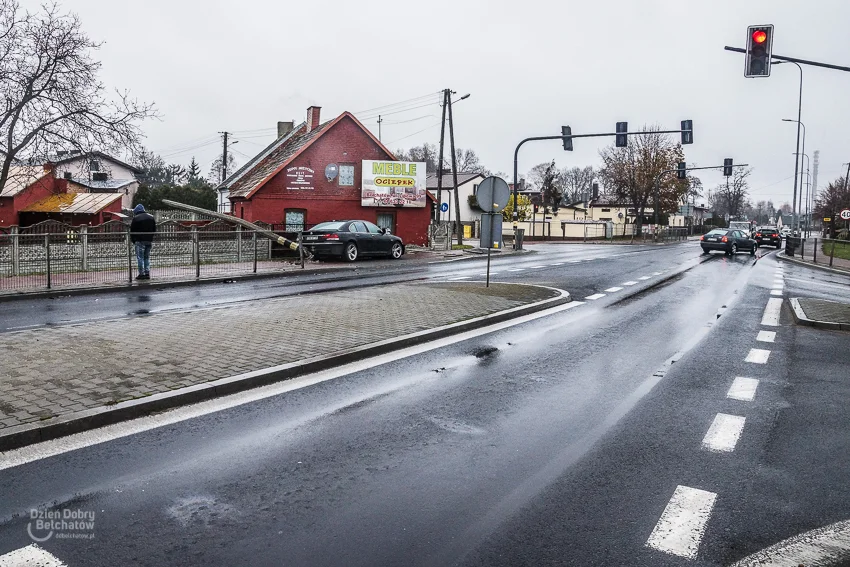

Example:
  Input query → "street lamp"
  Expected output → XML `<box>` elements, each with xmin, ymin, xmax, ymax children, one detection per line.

<box><xmin>794</xmin><ymin>152</ymin><xmax>811</xmax><ymax>236</ymax></box>
<box><xmin>775</xmin><ymin>60</ymin><xmax>804</xmax><ymax>232</ymax></box>
<box><xmin>782</xmin><ymin>117</ymin><xmax>806</xmax><ymax>232</ymax></box>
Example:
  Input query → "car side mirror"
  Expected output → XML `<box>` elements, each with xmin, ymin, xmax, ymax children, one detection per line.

<box><xmin>380</xmin><ymin>228</ymin><xmax>387</xmax><ymax>234</ymax></box>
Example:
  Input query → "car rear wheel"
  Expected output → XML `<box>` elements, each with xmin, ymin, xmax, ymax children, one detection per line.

<box><xmin>390</xmin><ymin>242</ymin><xmax>403</xmax><ymax>259</ymax></box>
<box><xmin>728</xmin><ymin>243</ymin><xmax>737</xmax><ymax>256</ymax></box>
<box><xmin>344</xmin><ymin>242</ymin><xmax>358</xmax><ymax>262</ymax></box>
<box><xmin>750</xmin><ymin>243</ymin><xmax>757</xmax><ymax>255</ymax></box>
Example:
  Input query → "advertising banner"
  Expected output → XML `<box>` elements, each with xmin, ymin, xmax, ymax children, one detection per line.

<box><xmin>361</xmin><ymin>160</ymin><xmax>427</xmax><ymax>207</ymax></box>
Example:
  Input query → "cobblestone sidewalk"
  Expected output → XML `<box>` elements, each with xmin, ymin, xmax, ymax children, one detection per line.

<box><xmin>0</xmin><ymin>282</ymin><xmax>560</xmax><ymax>435</ymax></box>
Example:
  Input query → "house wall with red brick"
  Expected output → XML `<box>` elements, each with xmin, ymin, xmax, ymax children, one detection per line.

<box><xmin>240</xmin><ymin>115</ymin><xmax>433</xmax><ymax>246</ymax></box>
<box><xmin>0</xmin><ymin>175</ymin><xmax>64</xmax><ymax>227</ymax></box>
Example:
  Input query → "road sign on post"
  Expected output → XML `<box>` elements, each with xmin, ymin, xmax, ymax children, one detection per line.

<box><xmin>745</xmin><ymin>24</ymin><xmax>774</xmax><ymax>77</ymax></box>
<box><xmin>839</xmin><ymin>209</ymin><xmax>850</xmax><ymax>220</ymax></box>
<box><xmin>476</xmin><ymin>176</ymin><xmax>511</xmax><ymax>287</ymax></box>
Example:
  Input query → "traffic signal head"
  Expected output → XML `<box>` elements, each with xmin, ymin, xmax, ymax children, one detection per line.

<box><xmin>723</xmin><ymin>158</ymin><xmax>733</xmax><ymax>177</ymax></box>
<box><xmin>681</xmin><ymin>120</ymin><xmax>693</xmax><ymax>145</ymax></box>
<box><xmin>676</xmin><ymin>162</ymin><xmax>687</xmax><ymax>180</ymax></box>
<box><xmin>745</xmin><ymin>24</ymin><xmax>774</xmax><ymax>77</ymax></box>
<box><xmin>615</xmin><ymin>122</ymin><xmax>628</xmax><ymax>148</ymax></box>
<box><xmin>562</xmin><ymin>125</ymin><xmax>573</xmax><ymax>151</ymax></box>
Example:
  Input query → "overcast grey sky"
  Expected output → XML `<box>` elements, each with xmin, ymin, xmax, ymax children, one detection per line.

<box><xmin>58</xmin><ymin>0</ymin><xmax>850</xmax><ymax>207</ymax></box>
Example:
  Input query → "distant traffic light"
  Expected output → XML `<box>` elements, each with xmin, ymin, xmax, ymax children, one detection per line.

<box><xmin>562</xmin><ymin>125</ymin><xmax>573</xmax><ymax>151</ymax></box>
<box><xmin>745</xmin><ymin>25</ymin><xmax>774</xmax><ymax>77</ymax></box>
<box><xmin>723</xmin><ymin>158</ymin><xmax>733</xmax><ymax>176</ymax></box>
<box><xmin>677</xmin><ymin>162</ymin><xmax>687</xmax><ymax>180</ymax></box>
<box><xmin>615</xmin><ymin>122</ymin><xmax>628</xmax><ymax>148</ymax></box>
<box><xmin>681</xmin><ymin>120</ymin><xmax>693</xmax><ymax>145</ymax></box>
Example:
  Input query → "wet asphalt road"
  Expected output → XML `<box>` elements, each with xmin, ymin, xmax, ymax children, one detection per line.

<box><xmin>1</xmin><ymin>243</ymin><xmax>849</xmax><ymax>566</ymax></box>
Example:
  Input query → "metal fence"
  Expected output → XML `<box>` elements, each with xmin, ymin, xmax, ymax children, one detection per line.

<box><xmin>0</xmin><ymin>219</ymin><xmax>304</xmax><ymax>294</ymax></box>
<box><xmin>785</xmin><ymin>236</ymin><xmax>850</xmax><ymax>270</ymax></box>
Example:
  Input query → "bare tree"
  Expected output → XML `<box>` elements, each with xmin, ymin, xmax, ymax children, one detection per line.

<box><xmin>444</xmin><ymin>148</ymin><xmax>490</xmax><ymax>175</ymax></box>
<box><xmin>712</xmin><ymin>168</ymin><xmax>752</xmax><ymax>218</ymax></box>
<box><xmin>598</xmin><ymin>126</ymin><xmax>688</xmax><ymax>234</ymax></box>
<box><xmin>559</xmin><ymin>165</ymin><xmax>595</xmax><ymax>204</ymax></box>
<box><xmin>0</xmin><ymin>0</ymin><xmax>155</xmax><ymax>192</ymax></box>
<box><xmin>539</xmin><ymin>160</ymin><xmax>562</xmax><ymax>213</ymax></box>
<box><xmin>394</xmin><ymin>143</ymin><xmax>439</xmax><ymax>173</ymax></box>
<box><xmin>814</xmin><ymin>177</ymin><xmax>850</xmax><ymax>238</ymax></box>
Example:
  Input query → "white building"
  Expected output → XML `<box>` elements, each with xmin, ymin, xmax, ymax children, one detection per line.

<box><xmin>47</xmin><ymin>150</ymin><xmax>141</xmax><ymax>210</ymax></box>
<box><xmin>426</xmin><ymin>172</ymin><xmax>486</xmax><ymax>226</ymax></box>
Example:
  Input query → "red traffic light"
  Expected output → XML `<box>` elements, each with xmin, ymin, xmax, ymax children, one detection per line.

<box><xmin>752</xmin><ymin>30</ymin><xmax>767</xmax><ymax>43</ymax></box>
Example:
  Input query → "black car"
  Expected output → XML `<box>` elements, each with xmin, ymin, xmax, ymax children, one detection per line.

<box><xmin>302</xmin><ymin>220</ymin><xmax>405</xmax><ymax>262</ymax></box>
<box><xmin>753</xmin><ymin>226</ymin><xmax>781</xmax><ymax>248</ymax></box>
<box><xmin>700</xmin><ymin>228</ymin><xmax>758</xmax><ymax>256</ymax></box>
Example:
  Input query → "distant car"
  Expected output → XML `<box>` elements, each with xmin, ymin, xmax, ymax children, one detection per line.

<box><xmin>700</xmin><ymin>228</ymin><xmax>758</xmax><ymax>256</ymax></box>
<box><xmin>753</xmin><ymin>226</ymin><xmax>781</xmax><ymax>248</ymax></box>
<box><xmin>301</xmin><ymin>220</ymin><xmax>404</xmax><ymax>262</ymax></box>
<box><xmin>780</xmin><ymin>227</ymin><xmax>791</xmax><ymax>237</ymax></box>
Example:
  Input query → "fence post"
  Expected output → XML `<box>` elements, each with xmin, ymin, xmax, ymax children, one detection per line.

<box><xmin>298</xmin><ymin>231</ymin><xmax>304</xmax><ymax>269</ymax></box>
<box><xmin>813</xmin><ymin>238</ymin><xmax>817</xmax><ymax>263</ymax></box>
<box><xmin>829</xmin><ymin>238</ymin><xmax>836</xmax><ymax>267</ymax></box>
<box><xmin>192</xmin><ymin>226</ymin><xmax>200</xmax><ymax>278</ymax></box>
<box><xmin>236</xmin><ymin>225</ymin><xmax>242</xmax><ymax>263</ymax></box>
<box><xmin>253</xmin><ymin>231</ymin><xmax>258</xmax><ymax>274</ymax></box>
<box><xmin>11</xmin><ymin>226</ymin><xmax>19</xmax><ymax>276</ymax></box>
<box><xmin>127</xmin><ymin>230</ymin><xmax>133</xmax><ymax>283</ymax></box>
<box><xmin>80</xmin><ymin>225</ymin><xmax>88</xmax><ymax>271</ymax></box>
<box><xmin>44</xmin><ymin>234</ymin><xmax>51</xmax><ymax>290</ymax></box>
<box><xmin>800</xmin><ymin>238</ymin><xmax>805</xmax><ymax>259</ymax></box>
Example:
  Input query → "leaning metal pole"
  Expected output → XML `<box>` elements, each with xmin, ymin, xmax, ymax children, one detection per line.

<box><xmin>161</xmin><ymin>199</ymin><xmax>303</xmax><ymax>253</ymax></box>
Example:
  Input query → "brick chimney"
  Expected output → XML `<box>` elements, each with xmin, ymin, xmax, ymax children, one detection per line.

<box><xmin>277</xmin><ymin>121</ymin><xmax>294</xmax><ymax>139</ymax></box>
<box><xmin>306</xmin><ymin>106</ymin><xmax>321</xmax><ymax>133</ymax></box>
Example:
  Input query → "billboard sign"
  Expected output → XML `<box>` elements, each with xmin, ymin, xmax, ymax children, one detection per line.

<box><xmin>361</xmin><ymin>160</ymin><xmax>427</xmax><ymax>207</ymax></box>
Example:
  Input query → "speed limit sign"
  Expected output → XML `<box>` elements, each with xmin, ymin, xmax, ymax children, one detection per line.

<box><xmin>840</xmin><ymin>209</ymin><xmax>850</xmax><ymax>220</ymax></box>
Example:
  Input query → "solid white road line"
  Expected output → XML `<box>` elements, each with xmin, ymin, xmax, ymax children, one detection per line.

<box><xmin>761</xmin><ymin>298</ymin><xmax>783</xmax><ymax>326</ymax></box>
<box><xmin>0</xmin><ymin>301</ymin><xmax>584</xmax><ymax>471</ymax></box>
<box><xmin>584</xmin><ymin>294</ymin><xmax>606</xmax><ymax>300</ymax></box>
<box><xmin>622</xmin><ymin>281</ymin><xmax>639</xmax><ymax>286</ymax></box>
<box><xmin>727</xmin><ymin>377</ymin><xmax>759</xmax><ymax>402</ymax></box>
<box><xmin>447</xmin><ymin>276</ymin><xmax>472</xmax><ymax>281</ymax></box>
<box><xmin>756</xmin><ymin>331</ymin><xmax>776</xmax><ymax>343</ymax></box>
<box><xmin>729</xmin><ymin>519</ymin><xmax>850</xmax><ymax>567</ymax></box>
<box><xmin>638</xmin><ymin>276</ymin><xmax>651</xmax><ymax>280</ymax></box>
<box><xmin>530</xmin><ymin>265</ymin><xmax>546</xmax><ymax>269</ymax></box>
<box><xmin>645</xmin><ymin>485</ymin><xmax>717</xmax><ymax>559</ymax></box>
<box><xmin>745</xmin><ymin>348</ymin><xmax>771</xmax><ymax>364</ymax></box>
<box><xmin>702</xmin><ymin>413</ymin><xmax>746</xmax><ymax>452</ymax></box>
<box><xmin>0</xmin><ymin>545</ymin><xmax>67</xmax><ymax>567</ymax></box>
<box><xmin>604</xmin><ymin>287</ymin><xmax>624</xmax><ymax>293</ymax></box>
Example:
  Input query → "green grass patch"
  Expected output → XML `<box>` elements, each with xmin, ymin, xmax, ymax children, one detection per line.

<box><xmin>452</xmin><ymin>244</ymin><xmax>474</xmax><ymax>250</ymax></box>
<box><xmin>822</xmin><ymin>241</ymin><xmax>850</xmax><ymax>261</ymax></box>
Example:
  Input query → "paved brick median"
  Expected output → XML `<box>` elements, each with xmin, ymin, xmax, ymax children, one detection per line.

<box><xmin>0</xmin><ymin>283</ymin><xmax>559</xmax><ymax>433</ymax></box>
<box><xmin>797</xmin><ymin>298</ymin><xmax>850</xmax><ymax>325</ymax></box>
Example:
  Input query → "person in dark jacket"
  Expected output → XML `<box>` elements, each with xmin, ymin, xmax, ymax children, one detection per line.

<box><xmin>130</xmin><ymin>204</ymin><xmax>156</xmax><ymax>280</ymax></box>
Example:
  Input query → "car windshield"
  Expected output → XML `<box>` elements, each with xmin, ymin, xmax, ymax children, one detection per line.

<box><xmin>311</xmin><ymin>222</ymin><xmax>348</xmax><ymax>231</ymax></box>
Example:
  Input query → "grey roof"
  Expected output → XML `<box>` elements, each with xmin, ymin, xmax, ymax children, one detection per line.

<box><xmin>46</xmin><ymin>151</ymin><xmax>142</xmax><ymax>174</ymax></box>
<box><xmin>425</xmin><ymin>172</ymin><xmax>484</xmax><ymax>190</ymax></box>
<box><xmin>226</xmin><ymin>121</ymin><xmax>333</xmax><ymax>199</ymax></box>
<box><xmin>69</xmin><ymin>178</ymin><xmax>136</xmax><ymax>191</ymax></box>
<box><xmin>217</xmin><ymin>121</ymin><xmax>307</xmax><ymax>190</ymax></box>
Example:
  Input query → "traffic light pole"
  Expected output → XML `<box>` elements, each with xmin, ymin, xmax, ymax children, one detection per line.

<box><xmin>724</xmin><ymin>46</ymin><xmax>850</xmax><ymax>73</ymax></box>
<box><xmin>511</xmin><ymin>126</ymin><xmax>693</xmax><ymax>225</ymax></box>
<box><xmin>653</xmin><ymin>163</ymin><xmax>749</xmax><ymax>241</ymax></box>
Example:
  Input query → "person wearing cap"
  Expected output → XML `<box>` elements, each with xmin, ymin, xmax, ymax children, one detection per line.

<box><xmin>130</xmin><ymin>204</ymin><xmax>156</xmax><ymax>280</ymax></box>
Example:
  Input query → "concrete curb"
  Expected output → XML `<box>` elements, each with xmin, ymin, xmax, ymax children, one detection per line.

<box><xmin>776</xmin><ymin>252</ymin><xmax>850</xmax><ymax>276</ymax></box>
<box><xmin>0</xmin><ymin>284</ymin><xmax>571</xmax><ymax>452</ymax></box>
<box><xmin>788</xmin><ymin>297</ymin><xmax>850</xmax><ymax>331</ymax></box>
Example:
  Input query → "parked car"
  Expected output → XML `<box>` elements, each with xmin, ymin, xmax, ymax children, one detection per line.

<box><xmin>301</xmin><ymin>220</ymin><xmax>405</xmax><ymax>262</ymax></box>
<box><xmin>753</xmin><ymin>226</ymin><xmax>781</xmax><ymax>248</ymax></box>
<box><xmin>780</xmin><ymin>226</ymin><xmax>791</xmax><ymax>237</ymax></box>
<box><xmin>700</xmin><ymin>228</ymin><xmax>758</xmax><ymax>256</ymax></box>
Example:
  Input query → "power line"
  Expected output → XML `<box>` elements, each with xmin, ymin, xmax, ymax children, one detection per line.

<box><xmin>354</xmin><ymin>92</ymin><xmax>441</xmax><ymax>116</ymax></box>
<box><xmin>385</xmin><ymin>114</ymin><xmax>438</xmax><ymax>125</ymax></box>
<box><xmin>357</xmin><ymin>97</ymin><xmax>443</xmax><ymax>121</ymax></box>
<box><xmin>159</xmin><ymin>139</ymin><xmax>221</xmax><ymax>159</ymax></box>
<box><xmin>385</xmin><ymin>122</ymin><xmax>442</xmax><ymax>146</ymax></box>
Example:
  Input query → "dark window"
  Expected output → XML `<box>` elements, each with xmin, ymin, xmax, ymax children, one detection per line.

<box><xmin>364</xmin><ymin>221</ymin><xmax>382</xmax><ymax>234</ymax></box>
<box><xmin>601</xmin><ymin>208</ymin><xmax>611</xmax><ymax>212</ymax></box>
<box><xmin>350</xmin><ymin>222</ymin><xmax>367</xmax><ymax>233</ymax></box>
<box><xmin>312</xmin><ymin>221</ymin><xmax>347</xmax><ymax>231</ymax></box>
<box><xmin>376</xmin><ymin>213</ymin><xmax>395</xmax><ymax>232</ymax></box>
<box><xmin>90</xmin><ymin>160</ymin><xmax>100</xmax><ymax>172</ymax></box>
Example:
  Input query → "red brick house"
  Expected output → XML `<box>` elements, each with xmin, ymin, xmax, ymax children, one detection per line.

<box><xmin>0</xmin><ymin>166</ymin><xmax>67</xmax><ymax>227</ymax></box>
<box><xmin>219</xmin><ymin>106</ymin><xmax>434</xmax><ymax>246</ymax></box>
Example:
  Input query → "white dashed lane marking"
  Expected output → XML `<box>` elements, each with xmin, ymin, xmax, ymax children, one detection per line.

<box><xmin>770</xmin><ymin>290</ymin><xmax>783</xmax><ymax>296</ymax></box>
<box><xmin>652</xmin><ymin>272</ymin><xmax>662</xmax><ymax>276</ymax></box>
<box><xmin>727</xmin><ymin>377</ymin><xmax>759</xmax><ymax>401</ymax></box>
<box><xmin>447</xmin><ymin>276</ymin><xmax>472</xmax><ymax>281</ymax></box>
<box><xmin>745</xmin><ymin>348</ymin><xmax>771</xmax><ymax>364</ymax></box>
<box><xmin>585</xmin><ymin>293</ymin><xmax>606</xmax><ymax>300</ymax></box>
<box><xmin>638</xmin><ymin>276</ymin><xmax>651</xmax><ymax>280</ymax></box>
<box><xmin>756</xmin><ymin>331</ymin><xmax>776</xmax><ymax>343</ymax></box>
<box><xmin>530</xmin><ymin>265</ymin><xmax>546</xmax><ymax>269</ymax></box>
<box><xmin>622</xmin><ymin>281</ymin><xmax>639</xmax><ymax>286</ymax></box>
<box><xmin>645</xmin><ymin>485</ymin><xmax>717</xmax><ymax>559</ymax></box>
<box><xmin>507</xmin><ymin>269</ymin><xmax>525</xmax><ymax>272</ymax></box>
<box><xmin>761</xmin><ymin>298</ymin><xmax>783</xmax><ymax>326</ymax></box>
<box><xmin>702</xmin><ymin>413</ymin><xmax>746</xmax><ymax>452</ymax></box>
<box><xmin>550</xmin><ymin>263</ymin><xmax>564</xmax><ymax>266</ymax></box>
<box><xmin>604</xmin><ymin>287</ymin><xmax>623</xmax><ymax>293</ymax></box>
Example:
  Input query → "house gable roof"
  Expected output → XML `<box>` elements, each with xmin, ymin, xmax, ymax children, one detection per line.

<box><xmin>48</xmin><ymin>151</ymin><xmax>142</xmax><ymax>175</ymax></box>
<box><xmin>425</xmin><ymin>172</ymin><xmax>485</xmax><ymax>190</ymax></box>
<box><xmin>226</xmin><ymin>112</ymin><xmax>398</xmax><ymax>200</ymax></box>
<box><xmin>0</xmin><ymin>166</ymin><xmax>49</xmax><ymax>197</ymax></box>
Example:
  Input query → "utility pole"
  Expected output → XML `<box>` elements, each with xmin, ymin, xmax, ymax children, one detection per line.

<box><xmin>219</xmin><ymin>131</ymin><xmax>232</xmax><ymax>184</ymax></box>
<box><xmin>435</xmin><ymin>90</ymin><xmax>448</xmax><ymax>223</ymax></box>
<box><xmin>377</xmin><ymin>115</ymin><xmax>382</xmax><ymax>142</ymax></box>
<box><xmin>447</xmin><ymin>89</ymin><xmax>463</xmax><ymax>246</ymax></box>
